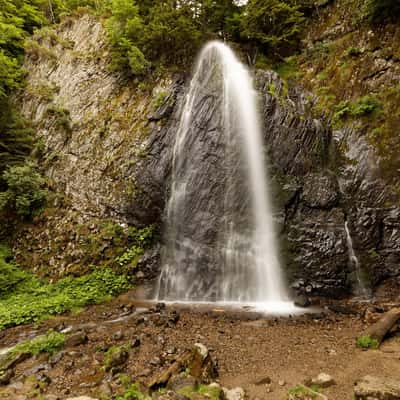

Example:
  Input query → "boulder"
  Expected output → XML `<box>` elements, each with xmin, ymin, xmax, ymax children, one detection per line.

<box><xmin>65</xmin><ymin>332</ymin><xmax>88</xmax><ymax>347</ymax></box>
<box><xmin>104</xmin><ymin>347</ymin><xmax>129</xmax><ymax>372</ymax></box>
<box><xmin>354</xmin><ymin>376</ymin><xmax>400</xmax><ymax>399</ymax></box>
<box><xmin>167</xmin><ymin>373</ymin><xmax>198</xmax><ymax>392</ymax></box>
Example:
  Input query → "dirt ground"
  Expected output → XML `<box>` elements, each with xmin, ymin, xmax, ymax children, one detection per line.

<box><xmin>0</xmin><ymin>290</ymin><xmax>399</xmax><ymax>400</ymax></box>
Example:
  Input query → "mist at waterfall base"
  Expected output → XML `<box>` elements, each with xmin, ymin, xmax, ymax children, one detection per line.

<box><xmin>155</xmin><ymin>41</ymin><xmax>302</xmax><ymax>315</ymax></box>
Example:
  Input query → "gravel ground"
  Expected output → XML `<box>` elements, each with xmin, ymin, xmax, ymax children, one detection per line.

<box><xmin>0</xmin><ymin>291</ymin><xmax>399</xmax><ymax>400</ymax></box>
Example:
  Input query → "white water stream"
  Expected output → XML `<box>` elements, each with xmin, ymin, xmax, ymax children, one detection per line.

<box><xmin>155</xmin><ymin>41</ymin><xmax>299</xmax><ymax>314</ymax></box>
<box><xmin>344</xmin><ymin>221</ymin><xmax>370</xmax><ymax>299</ymax></box>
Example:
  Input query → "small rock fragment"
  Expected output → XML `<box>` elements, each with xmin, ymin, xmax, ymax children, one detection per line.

<box><xmin>278</xmin><ymin>380</ymin><xmax>286</xmax><ymax>386</ymax></box>
<box><xmin>0</xmin><ymin>368</ymin><xmax>14</xmax><ymax>385</ymax></box>
<box><xmin>65</xmin><ymin>332</ymin><xmax>88</xmax><ymax>347</ymax></box>
<box><xmin>254</xmin><ymin>376</ymin><xmax>271</xmax><ymax>385</ymax></box>
<box><xmin>112</xmin><ymin>331</ymin><xmax>124</xmax><ymax>341</ymax></box>
<box><xmin>131</xmin><ymin>337</ymin><xmax>141</xmax><ymax>348</ymax></box>
<box><xmin>223</xmin><ymin>387</ymin><xmax>245</xmax><ymax>400</ymax></box>
<box><xmin>311</xmin><ymin>373</ymin><xmax>335</xmax><ymax>388</ymax></box>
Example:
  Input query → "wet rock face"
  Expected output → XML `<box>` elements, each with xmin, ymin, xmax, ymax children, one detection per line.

<box><xmin>302</xmin><ymin>172</ymin><xmax>340</xmax><ymax>209</ymax></box>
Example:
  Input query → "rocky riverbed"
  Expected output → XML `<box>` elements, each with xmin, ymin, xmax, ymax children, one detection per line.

<box><xmin>0</xmin><ymin>290</ymin><xmax>399</xmax><ymax>400</ymax></box>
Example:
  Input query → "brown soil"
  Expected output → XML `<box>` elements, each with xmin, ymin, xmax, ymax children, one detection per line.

<box><xmin>0</xmin><ymin>291</ymin><xmax>399</xmax><ymax>400</ymax></box>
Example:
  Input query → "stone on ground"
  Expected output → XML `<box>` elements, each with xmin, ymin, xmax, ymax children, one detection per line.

<box><xmin>223</xmin><ymin>387</ymin><xmax>245</xmax><ymax>400</ymax></box>
<box><xmin>311</xmin><ymin>372</ymin><xmax>335</xmax><ymax>388</ymax></box>
<box><xmin>354</xmin><ymin>375</ymin><xmax>400</xmax><ymax>400</ymax></box>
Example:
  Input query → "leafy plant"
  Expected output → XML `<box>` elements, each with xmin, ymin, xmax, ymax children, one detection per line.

<box><xmin>0</xmin><ymin>244</ymin><xmax>30</xmax><ymax>296</ymax></box>
<box><xmin>345</xmin><ymin>47</ymin><xmax>362</xmax><ymax>57</ymax></box>
<box><xmin>356</xmin><ymin>335</ymin><xmax>379</xmax><ymax>349</ymax></box>
<box><xmin>10</xmin><ymin>330</ymin><xmax>65</xmax><ymax>357</ymax></box>
<box><xmin>333</xmin><ymin>95</ymin><xmax>381</xmax><ymax>122</ymax></box>
<box><xmin>0</xmin><ymin>267</ymin><xmax>132</xmax><ymax>330</ymax></box>
<box><xmin>240</xmin><ymin>0</ymin><xmax>306</xmax><ymax>57</ymax></box>
<box><xmin>288</xmin><ymin>384</ymin><xmax>321</xmax><ymax>399</ymax></box>
<box><xmin>152</xmin><ymin>90</ymin><xmax>168</xmax><ymax>109</ymax></box>
<box><xmin>0</xmin><ymin>162</ymin><xmax>47</xmax><ymax>218</ymax></box>
<box><xmin>351</xmin><ymin>95</ymin><xmax>381</xmax><ymax>117</ymax></box>
<box><xmin>115</xmin><ymin>383</ymin><xmax>150</xmax><ymax>400</ymax></box>
<box><xmin>115</xmin><ymin>226</ymin><xmax>155</xmax><ymax>268</ymax></box>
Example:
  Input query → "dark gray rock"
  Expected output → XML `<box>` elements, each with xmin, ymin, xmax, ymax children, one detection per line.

<box><xmin>0</xmin><ymin>368</ymin><xmax>14</xmax><ymax>385</ymax></box>
<box><xmin>302</xmin><ymin>171</ymin><xmax>340</xmax><ymax>209</ymax></box>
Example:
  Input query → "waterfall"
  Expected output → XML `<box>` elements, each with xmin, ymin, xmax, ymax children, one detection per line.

<box><xmin>155</xmin><ymin>41</ymin><xmax>297</xmax><ymax>313</ymax></box>
<box><xmin>344</xmin><ymin>221</ymin><xmax>370</xmax><ymax>298</ymax></box>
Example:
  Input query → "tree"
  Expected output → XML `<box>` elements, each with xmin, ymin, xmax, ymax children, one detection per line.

<box><xmin>0</xmin><ymin>163</ymin><xmax>46</xmax><ymax>218</ymax></box>
<box><xmin>105</xmin><ymin>0</ymin><xmax>149</xmax><ymax>75</ymax></box>
<box><xmin>240</xmin><ymin>0</ymin><xmax>306</xmax><ymax>57</ymax></box>
<box><xmin>363</xmin><ymin>0</ymin><xmax>400</xmax><ymax>23</ymax></box>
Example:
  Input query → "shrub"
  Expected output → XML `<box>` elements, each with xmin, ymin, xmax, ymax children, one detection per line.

<box><xmin>333</xmin><ymin>95</ymin><xmax>381</xmax><ymax>121</ymax></box>
<box><xmin>351</xmin><ymin>95</ymin><xmax>381</xmax><ymax>117</ymax></box>
<box><xmin>356</xmin><ymin>335</ymin><xmax>379</xmax><ymax>349</ymax></box>
<box><xmin>115</xmin><ymin>226</ymin><xmax>155</xmax><ymax>270</ymax></box>
<box><xmin>116</xmin><ymin>383</ymin><xmax>150</xmax><ymax>400</ymax></box>
<box><xmin>345</xmin><ymin>47</ymin><xmax>362</xmax><ymax>57</ymax></box>
<box><xmin>0</xmin><ymin>163</ymin><xmax>47</xmax><ymax>218</ymax></box>
<box><xmin>240</xmin><ymin>0</ymin><xmax>306</xmax><ymax>57</ymax></box>
<box><xmin>0</xmin><ymin>244</ymin><xmax>30</xmax><ymax>297</ymax></box>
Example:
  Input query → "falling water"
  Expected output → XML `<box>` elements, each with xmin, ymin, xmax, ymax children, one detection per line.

<box><xmin>344</xmin><ymin>221</ymin><xmax>370</xmax><ymax>298</ymax></box>
<box><xmin>155</xmin><ymin>41</ymin><xmax>297</xmax><ymax>313</ymax></box>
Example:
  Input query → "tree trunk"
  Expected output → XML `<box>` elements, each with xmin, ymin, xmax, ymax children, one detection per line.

<box><xmin>363</xmin><ymin>307</ymin><xmax>400</xmax><ymax>346</ymax></box>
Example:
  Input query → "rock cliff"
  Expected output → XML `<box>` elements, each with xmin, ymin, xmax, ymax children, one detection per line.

<box><xmin>15</xmin><ymin>12</ymin><xmax>400</xmax><ymax>298</ymax></box>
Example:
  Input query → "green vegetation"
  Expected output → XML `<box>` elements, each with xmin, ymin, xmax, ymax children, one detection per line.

<box><xmin>0</xmin><ymin>162</ymin><xmax>47</xmax><ymax>218</ymax></box>
<box><xmin>356</xmin><ymin>335</ymin><xmax>379</xmax><ymax>349</ymax></box>
<box><xmin>152</xmin><ymin>90</ymin><xmax>168</xmax><ymax>109</ymax></box>
<box><xmin>115</xmin><ymin>383</ymin><xmax>150</xmax><ymax>400</ymax></box>
<box><xmin>240</xmin><ymin>0</ymin><xmax>306</xmax><ymax>57</ymax></box>
<box><xmin>103</xmin><ymin>343</ymin><xmax>130</xmax><ymax>371</ymax></box>
<box><xmin>332</xmin><ymin>95</ymin><xmax>381</xmax><ymax>122</ymax></box>
<box><xmin>46</xmin><ymin>104</ymin><xmax>72</xmax><ymax>131</ymax></box>
<box><xmin>288</xmin><ymin>384</ymin><xmax>321</xmax><ymax>399</ymax></box>
<box><xmin>10</xmin><ymin>330</ymin><xmax>65</xmax><ymax>356</ymax></box>
<box><xmin>0</xmin><ymin>256</ymin><xmax>132</xmax><ymax>329</ymax></box>
<box><xmin>115</xmin><ymin>225</ymin><xmax>154</xmax><ymax>270</ymax></box>
<box><xmin>177</xmin><ymin>384</ymin><xmax>222</xmax><ymax>400</ymax></box>
<box><xmin>363</xmin><ymin>0</ymin><xmax>400</xmax><ymax>23</ymax></box>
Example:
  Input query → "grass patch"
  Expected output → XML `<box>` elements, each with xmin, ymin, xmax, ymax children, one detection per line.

<box><xmin>115</xmin><ymin>383</ymin><xmax>150</xmax><ymax>400</ymax></box>
<box><xmin>177</xmin><ymin>383</ymin><xmax>222</xmax><ymax>400</ymax></box>
<box><xmin>288</xmin><ymin>384</ymin><xmax>321</xmax><ymax>399</ymax></box>
<box><xmin>10</xmin><ymin>330</ymin><xmax>65</xmax><ymax>357</ymax></box>
<box><xmin>0</xmin><ymin>252</ymin><xmax>132</xmax><ymax>330</ymax></box>
<box><xmin>356</xmin><ymin>335</ymin><xmax>379</xmax><ymax>349</ymax></box>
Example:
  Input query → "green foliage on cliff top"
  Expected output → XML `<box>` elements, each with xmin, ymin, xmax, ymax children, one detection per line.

<box><xmin>104</xmin><ymin>0</ymin><xmax>307</xmax><ymax>75</ymax></box>
<box><xmin>240</xmin><ymin>0</ymin><xmax>306</xmax><ymax>56</ymax></box>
